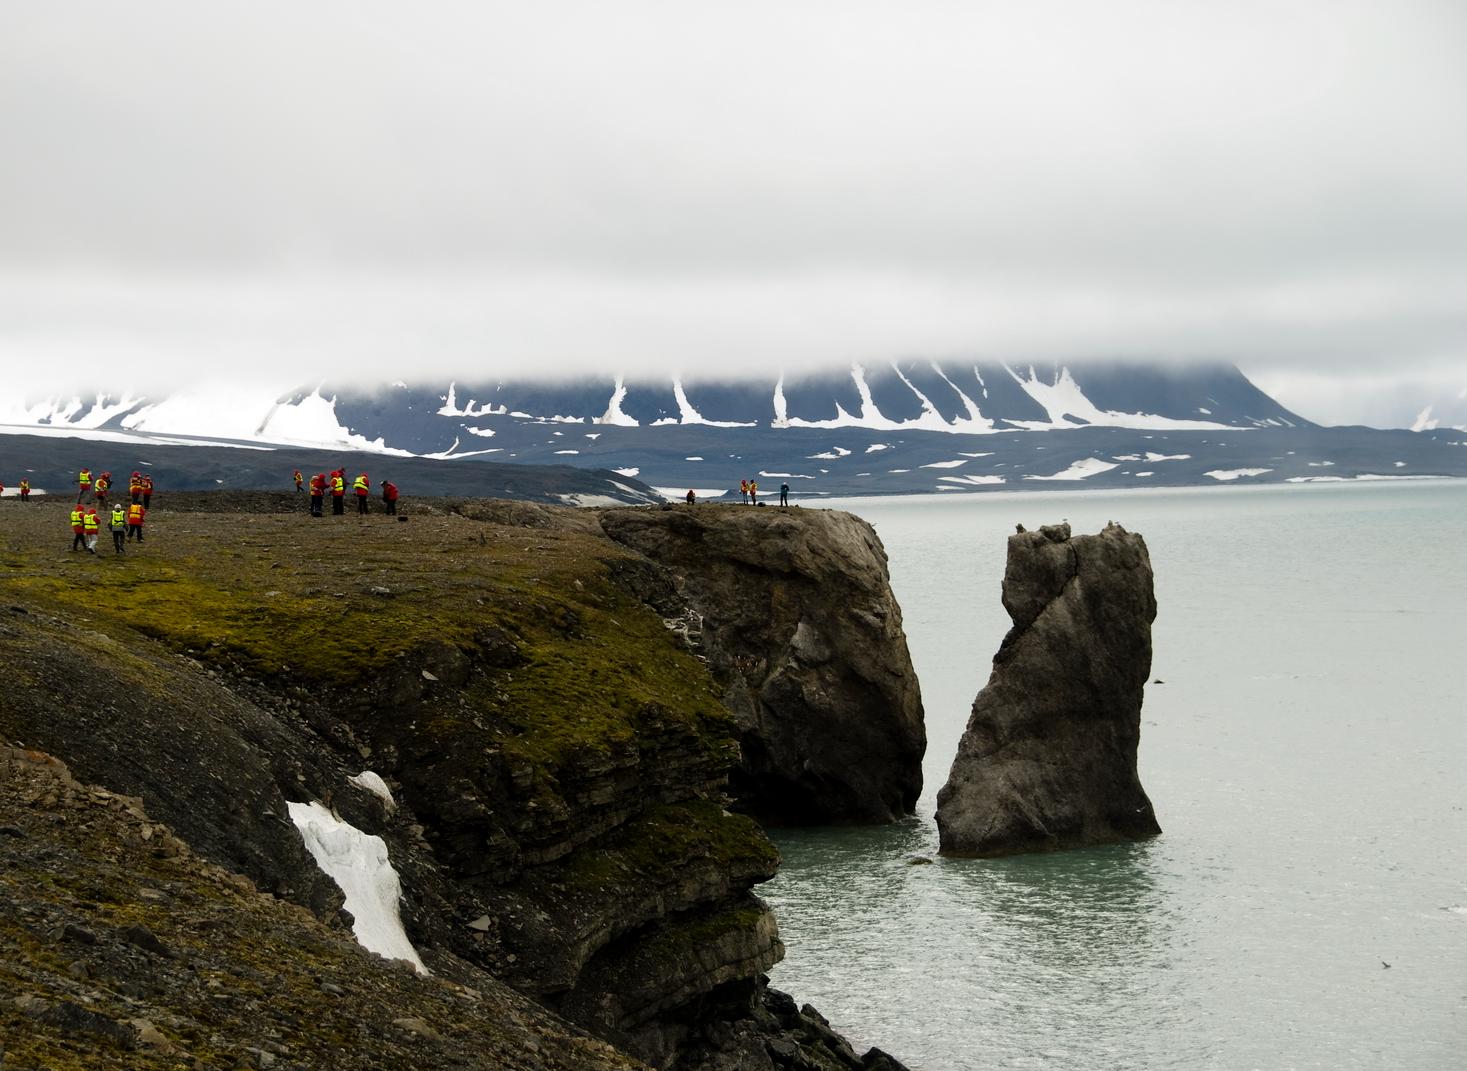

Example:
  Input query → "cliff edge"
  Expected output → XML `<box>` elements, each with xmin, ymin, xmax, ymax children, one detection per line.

<box><xmin>600</xmin><ymin>504</ymin><xmax>926</xmax><ymax>825</ymax></box>
<box><xmin>935</xmin><ymin>522</ymin><xmax>1162</xmax><ymax>857</ymax></box>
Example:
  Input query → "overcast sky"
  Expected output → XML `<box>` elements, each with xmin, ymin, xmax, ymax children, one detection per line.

<box><xmin>2</xmin><ymin>1</ymin><xmax>1464</xmax><ymax>424</ymax></box>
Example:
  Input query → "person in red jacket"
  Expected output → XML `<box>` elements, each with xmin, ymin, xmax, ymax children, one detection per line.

<box><xmin>129</xmin><ymin>472</ymin><xmax>144</xmax><ymax>504</ymax></box>
<box><xmin>353</xmin><ymin>472</ymin><xmax>370</xmax><ymax>515</ymax></box>
<box><xmin>19</xmin><ymin>478</ymin><xmax>29</xmax><ymax>502</ymax></box>
<box><xmin>309</xmin><ymin>472</ymin><xmax>326</xmax><ymax>517</ymax></box>
<box><xmin>330</xmin><ymin>470</ymin><xmax>346</xmax><ymax>515</ymax></box>
<box><xmin>126</xmin><ymin>502</ymin><xmax>145</xmax><ymax>542</ymax></box>
<box><xmin>381</xmin><ymin>480</ymin><xmax>399</xmax><ymax>515</ymax></box>
<box><xmin>69</xmin><ymin>505</ymin><xmax>86</xmax><ymax>551</ymax></box>
<box><xmin>140</xmin><ymin>474</ymin><xmax>154</xmax><ymax>509</ymax></box>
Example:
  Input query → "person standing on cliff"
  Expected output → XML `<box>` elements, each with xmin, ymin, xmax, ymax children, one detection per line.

<box><xmin>748</xmin><ymin>480</ymin><xmax>758</xmax><ymax>504</ymax></box>
<box><xmin>779</xmin><ymin>482</ymin><xmax>790</xmax><ymax>507</ymax></box>
<box><xmin>739</xmin><ymin>478</ymin><xmax>749</xmax><ymax>504</ymax></box>
<box><xmin>685</xmin><ymin>489</ymin><xmax>696</xmax><ymax>505</ymax></box>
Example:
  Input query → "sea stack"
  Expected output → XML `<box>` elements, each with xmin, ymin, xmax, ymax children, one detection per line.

<box><xmin>936</xmin><ymin>521</ymin><xmax>1161</xmax><ymax>856</ymax></box>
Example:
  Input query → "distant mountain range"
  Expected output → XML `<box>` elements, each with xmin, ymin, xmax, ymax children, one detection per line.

<box><xmin>4</xmin><ymin>362</ymin><xmax>1465</xmax><ymax>498</ymax></box>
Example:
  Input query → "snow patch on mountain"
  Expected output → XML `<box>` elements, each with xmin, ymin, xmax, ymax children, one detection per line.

<box><xmin>1024</xmin><ymin>457</ymin><xmax>1119</xmax><ymax>481</ymax></box>
<box><xmin>1004</xmin><ymin>365</ymin><xmax>1232</xmax><ymax>431</ymax></box>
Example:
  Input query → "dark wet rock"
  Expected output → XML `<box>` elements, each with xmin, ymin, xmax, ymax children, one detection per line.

<box><xmin>600</xmin><ymin>505</ymin><xmax>926</xmax><ymax>824</ymax></box>
<box><xmin>936</xmin><ymin>521</ymin><xmax>1162</xmax><ymax>856</ymax></box>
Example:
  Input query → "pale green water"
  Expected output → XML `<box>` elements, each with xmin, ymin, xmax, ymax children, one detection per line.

<box><xmin>765</xmin><ymin>481</ymin><xmax>1467</xmax><ymax>1070</ymax></box>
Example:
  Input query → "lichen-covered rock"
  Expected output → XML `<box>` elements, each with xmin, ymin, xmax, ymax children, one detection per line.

<box><xmin>599</xmin><ymin>504</ymin><xmax>926</xmax><ymax>825</ymax></box>
<box><xmin>935</xmin><ymin>522</ymin><xmax>1162</xmax><ymax>856</ymax></box>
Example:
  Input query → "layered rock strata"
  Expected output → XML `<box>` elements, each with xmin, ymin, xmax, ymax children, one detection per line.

<box><xmin>936</xmin><ymin>522</ymin><xmax>1162</xmax><ymax>856</ymax></box>
<box><xmin>0</xmin><ymin>496</ymin><xmax>913</xmax><ymax>1069</ymax></box>
<box><xmin>600</xmin><ymin>504</ymin><xmax>926</xmax><ymax>825</ymax></box>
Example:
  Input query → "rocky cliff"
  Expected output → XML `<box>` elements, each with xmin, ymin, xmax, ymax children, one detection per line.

<box><xmin>599</xmin><ymin>504</ymin><xmax>926</xmax><ymax>825</ymax></box>
<box><xmin>935</xmin><ymin>522</ymin><xmax>1162</xmax><ymax>856</ymax></box>
<box><xmin>0</xmin><ymin>493</ymin><xmax>914</xmax><ymax>1069</ymax></box>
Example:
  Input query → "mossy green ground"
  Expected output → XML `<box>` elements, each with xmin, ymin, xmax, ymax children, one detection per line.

<box><xmin>0</xmin><ymin>501</ymin><xmax>734</xmax><ymax>776</ymax></box>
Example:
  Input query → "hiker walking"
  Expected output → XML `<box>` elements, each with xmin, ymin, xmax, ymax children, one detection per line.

<box><xmin>294</xmin><ymin>469</ymin><xmax>304</xmax><ymax>493</ymax></box>
<box><xmin>779</xmin><ymin>482</ymin><xmax>789</xmax><ymax>507</ymax></box>
<box><xmin>126</xmin><ymin>502</ymin><xmax>145</xmax><ymax>542</ymax></box>
<box><xmin>109</xmin><ymin>504</ymin><xmax>127</xmax><ymax>554</ymax></box>
<box><xmin>140</xmin><ymin>474</ymin><xmax>154</xmax><ymax>509</ymax></box>
<box><xmin>77</xmin><ymin>468</ymin><xmax>92</xmax><ymax>504</ymax></box>
<box><xmin>93</xmin><ymin>472</ymin><xmax>110</xmax><ymax>510</ymax></box>
<box><xmin>83</xmin><ymin>508</ymin><xmax>100</xmax><ymax>554</ymax></box>
<box><xmin>69</xmin><ymin>505</ymin><xmax>86</xmax><ymax>551</ymax></box>
<box><xmin>129</xmin><ymin>472</ymin><xmax>144</xmax><ymax>505</ymax></box>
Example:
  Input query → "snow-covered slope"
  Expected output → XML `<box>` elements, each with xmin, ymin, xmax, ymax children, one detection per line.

<box><xmin>1411</xmin><ymin>384</ymin><xmax>1467</xmax><ymax>433</ymax></box>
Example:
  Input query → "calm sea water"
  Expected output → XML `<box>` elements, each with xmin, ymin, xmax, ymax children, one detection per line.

<box><xmin>765</xmin><ymin>481</ymin><xmax>1467</xmax><ymax>1070</ymax></box>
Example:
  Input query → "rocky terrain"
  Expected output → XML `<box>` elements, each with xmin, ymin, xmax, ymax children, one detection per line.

<box><xmin>935</xmin><ymin>522</ymin><xmax>1162</xmax><ymax>856</ymax></box>
<box><xmin>0</xmin><ymin>492</ymin><xmax>916</xmax><ymax>1069</ymax></box>
<box><xmin>600</xmin><ymin>506</ymin><xmax>925</xmax><ymax>824</ymax></box>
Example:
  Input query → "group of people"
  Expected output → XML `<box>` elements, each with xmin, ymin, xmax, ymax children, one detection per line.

<box><xmin>736</xmin><ymin>479</ymin><xmax>791</xmax><ymax>507</ymax></box>
<box><xmin>70</xmin><ymin>500</ymin><xmax>146</xmax><ymax>555</ymax></box>
<box><xmin>66</xmin><ymin>468</ymin><xmax>154</xmax><ymax>554</ymax></box>
<box><xmin>296</xmin><ymin>469</ymin><xmax>399</xmax><ymax>517</ymax></box>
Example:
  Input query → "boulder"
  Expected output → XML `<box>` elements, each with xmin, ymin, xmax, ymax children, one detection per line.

<box><xmin>936</xmin><ymin>522</ymin><xmax>1162</xmax><ymax>856</ymax></box>
<box><xmin>601</xmin><ymin>505</ymin><xmax>926</xmax><ymax>824</ymax></box>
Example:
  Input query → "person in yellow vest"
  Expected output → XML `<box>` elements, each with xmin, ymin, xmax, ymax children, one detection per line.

<box><xmin>129</xmin><ymin>472</ymin><xmax>144</xmax><ymax>504</ymax></box>
<box><xmin>330</xmin><ymin>471</ymin><xmax>346</xmax><ymax>515</ymax></box>
<box><xmin>109</xmin><ymin>504</ymin><xmax>127</xmax><ymax>554</ymax></box>
<box><xmin>293</xmin><ymin>469</ymin><xmax>304</xmax><ymax>493</ymax></box>
<box><xmin>93</xmin><ymin>473</ymin><xmax>110</xmax><ymax>509</ymax></box>
<box><xmin>82</xmin><ymin>507</ymin><xmax>100</xmax><ymax>554</ymax></box>
<box><xmin>353</xmin><ymin>472</ymin><xmax>370</xmax><ymax>515</ymax></box>
<box><xmin>19</xmin><ymin>478</ymin><xmax>29</xmax><ymax>502</ymax></box>
<box><xmin>127</xmin><ymin>502</ymin><xmax>145</xmax><ymax>542</ymax></box>
<box><xmin>748</xmin><ymin>480</ymin><xmax>758</xmax><ymax>504</ymax></box>
<box><xmin>140</xmin><ymin>474</ymin><xmax>154</xmax><ymax>509</ymax></box>
<box><xmin>77</xmin><ymin>468</ymin><xmax>93</xmax><ymax>504</ymax></box>
<box><xmin>70</xmin><ymin>505</ymin><xmax>87</xmax><ymax>551</ymax></box>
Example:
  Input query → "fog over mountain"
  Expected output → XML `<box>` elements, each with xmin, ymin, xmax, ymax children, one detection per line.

<box><xmin>2</xmin><ymin>2</ymin><xmax>1464</xmax><ymax>427</ymax></box>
